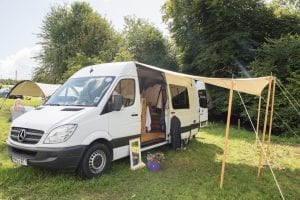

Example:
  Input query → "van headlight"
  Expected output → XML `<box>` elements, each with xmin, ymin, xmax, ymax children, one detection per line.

<box><xmin>44</xmin><ymin>124</ymin><xmax>77</xmax><ymax>144</ymax></box>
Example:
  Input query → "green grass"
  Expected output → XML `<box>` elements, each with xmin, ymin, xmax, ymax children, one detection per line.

<box><xmin>0</xmin><ymin>99</ymin><xmax>299</xmax><ymax>199</ymax></box>
<box><xmin>0</xmin><ymin>85</ymin><xmax>13</xmax><ymax>89</ymax></box>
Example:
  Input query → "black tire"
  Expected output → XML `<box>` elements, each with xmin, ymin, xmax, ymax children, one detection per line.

<box><xmin>77</xmin><ymin>143</ymin><xmax>112</xmax><ymax>179</ymax></box>
<box><xmin>170</xmin><ymin>116</ymin><xmax>181</xmax><ymax>149</ymax></box>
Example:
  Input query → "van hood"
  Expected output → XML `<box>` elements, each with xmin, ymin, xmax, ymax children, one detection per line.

<box><xmin>12</xmin><ymin>106</ymin><xmax>91</xmax><ymax>132</ymax></box>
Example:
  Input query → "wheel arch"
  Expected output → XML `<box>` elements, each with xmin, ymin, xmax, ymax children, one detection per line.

<box><xmin>89</xmin><ymin>138</ymin><xmax>113</xmax><ymax>161</ymax></box>
<box><xmin>170</xmin><ymin>115</ymin><xmax>181</xmax><ymax>129</ymax></box>
<box><xmin>81</xmin><ymin>131</ymin><xmax>113</xmax><ymax>158</ymax></box>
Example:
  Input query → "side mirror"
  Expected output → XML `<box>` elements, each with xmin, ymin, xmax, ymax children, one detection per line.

<box><xmin>113</xmin><ymin>94</ymin><xmax>123</xmax><ymax>111</ymax></box>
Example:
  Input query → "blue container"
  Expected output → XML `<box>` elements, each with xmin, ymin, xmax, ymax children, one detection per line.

<box><xmin>147</xmin><ymin>161</ymin><xmax>161</xmax><ymax>172</ymax></box>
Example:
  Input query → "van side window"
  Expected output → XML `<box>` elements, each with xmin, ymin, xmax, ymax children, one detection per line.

<box><xmin>169</xmin><ymin>85</ymin><xmax>189</xmax><ymax>109</ymax></box>
<box><xmin>102</xmin><ymin>79</ymin><xmax>135</xmax><ymax>114</ymax></box>
<box><xmin>114</xmin><ymin>79</ymin><xmax>135</xmax><ymax>107</ymax></box>
<box><xmin>198</xmin><ymin>90</ymin><xmax>207</xmax><ymax>108</ymax></box>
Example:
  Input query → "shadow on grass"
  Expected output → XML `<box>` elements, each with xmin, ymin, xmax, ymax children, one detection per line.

<box><xmin>201</xmin><ymin>124</ymin><xmax>300</xmax><ymax>145</ymax></box>
<box><xmin>0</xmin><ymin>139</ymin><xmax>299</xmax><ymax>200</ymax></box>
<box><xmin>201</xmin><ymin>124</ymin><xmax>255</xmax><ymax>140</ymax></box>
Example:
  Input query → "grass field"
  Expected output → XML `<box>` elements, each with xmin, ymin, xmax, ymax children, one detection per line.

<box><xmin>0</xmin><ymin>98</ymin><xmax>299</xmax><ymax>199</ymax></box>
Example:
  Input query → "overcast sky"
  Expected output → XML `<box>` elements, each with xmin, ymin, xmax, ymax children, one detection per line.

<box><xmin>0</xmin><ymin>0</ymin><xmax>168</xmax><ymax>80</ymax></box>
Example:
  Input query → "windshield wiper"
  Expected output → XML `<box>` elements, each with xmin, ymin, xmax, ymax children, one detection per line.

<box><xmin>71</xmin><ymin>104</ymin><xmax>93</xmax><ymax>107</ymax></box>
<box><xmin>58</xmin><ymin>103</ymin><xmax>87</xmax><ymax>107</ymax></box>
<box><xmin>45</xmin><ymin>103</ymin><xmax>62</xmax><ymax>106</ymax></box>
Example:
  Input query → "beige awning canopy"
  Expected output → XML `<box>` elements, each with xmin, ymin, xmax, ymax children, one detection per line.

<box><xmin>188</xmin><ymin>76</ymin><xmax>270</xmax><ymax>96</ymax></box>
<box><xmin>136</xmin><ymin>62</ymin><xmax>270</xmax><ymax>96</ymax></box>
<box><xmin>8</xmin><ymin>80</ymin><xmax>61</xmax><ymax>98</ymax></box>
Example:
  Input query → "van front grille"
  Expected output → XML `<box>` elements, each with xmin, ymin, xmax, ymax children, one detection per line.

<box><xmin>10</xmin><ymin>127</ymin><xmax>44</xmax><ymax>144</ymax></box>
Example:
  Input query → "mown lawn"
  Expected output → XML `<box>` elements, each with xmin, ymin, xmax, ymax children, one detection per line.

<box><xmin>0</xmin><ymin>98</ymin><xmax>299</xmax><ymax>199</ymax></box>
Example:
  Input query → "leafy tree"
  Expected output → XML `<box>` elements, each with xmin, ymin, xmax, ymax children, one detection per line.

<box><xmin>162</xmin><ymin>0</ymin><xmax>300</xmax><ymax>76</ymax></box>
<box><xmin>0</xmin><ymin>79</ymin><xmax>18</xmax><ymax>87</ymax></box>
<box><xmin>271</xmin><ymin>0</ymin><xmax>300</xmax><ymax>14</ymax></box>
<box><xmin>163</xmin><ymin>0</ymin><xmax>300</xmax><ymax>129</ymax></box>
<box><xmin>34</xmin><ymin>2</ymin><xmax>119</xmax><ymax>83</ymax></box>
<box><xmin>250</xmin><ymin>34</ymin><xmax>300</xmax><ymax>136</ymax></box>
<box><xmin>123</xmin><ymin>16</ymin><xmax>178</xmax><ymax>71</ymax></box>
<box><xmin>62</xmin><ymin>53</ymin><xmax>102</xmax><ymax>81</ymax></box>
<box><xmin>113</xmin><ymin>48</ymin><xmax>135</xmax><ymax>62</ymax></box>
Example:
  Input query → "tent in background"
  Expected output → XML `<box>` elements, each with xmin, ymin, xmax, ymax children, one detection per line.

<box><xmin>7</xmin><ymin>80</ymin><xmax>61</xmax><ymax>98</ymax></box>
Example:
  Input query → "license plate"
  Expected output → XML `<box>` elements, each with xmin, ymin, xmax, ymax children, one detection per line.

<box><xmin>11</xmin><ymin>155</ymin><xmax>27</xmax><ymax>166</ymax></box>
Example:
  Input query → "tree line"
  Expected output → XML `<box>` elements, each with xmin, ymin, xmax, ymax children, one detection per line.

<box><xmin>33</xmin><ymin>2</ymin><xmax>178</xmax><ymax>83</ymax></box>
<box><xmin>0</xmin><ymin>79</ymin><xmax>18</xmax><ymax>87</ymax></box>
<box><xmin>33</xmin><ymin>0</ymin><xmax>300</xmax><ymax>136</ymax></box>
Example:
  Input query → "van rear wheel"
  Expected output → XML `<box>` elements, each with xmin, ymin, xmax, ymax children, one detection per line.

<box><xmin>77</xmin><ymin>143</ymin><xmax>111</xmax><ymax>179</ymax></box>
<box><xmin>170</xmin><ymin>116</ymin><xmax>181</xmax><ymax>149</ymax></box>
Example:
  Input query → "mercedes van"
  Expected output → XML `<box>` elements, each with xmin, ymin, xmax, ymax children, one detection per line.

<box><xmin>7</xmin><ymin>62</ymin><xmax>207</xmax><ymax>178</ymax></box>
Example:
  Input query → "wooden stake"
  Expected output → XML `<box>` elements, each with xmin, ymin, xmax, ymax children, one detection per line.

<box><xmin>220</xmin><ymin>80</ymin><xmax>234</xmax><ymax>189</ymax></box>
<box><xmin>255</xmin><ymin>96</ymin><xmax>262</xmax><ymax>147</ymax></box>
<box><xmin>238</xmin><ymin>119</ymin><xmax>240</xmax><ymax>130</ymax></box>
<box><xmin>257</xmin><ymin>76</ymin><xmax>272</xmax><ymax>177</ymax></box>
<box><xmin>267</xmin><ymin>77</ymin><xmax>276</xmax><ymax>159</ymax></box>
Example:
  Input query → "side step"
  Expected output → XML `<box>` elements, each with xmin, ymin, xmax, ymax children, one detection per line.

<box><xmin>141</xmin><ymin>141</ymin><xmax>168</xmax><ymax>152</ymax></box>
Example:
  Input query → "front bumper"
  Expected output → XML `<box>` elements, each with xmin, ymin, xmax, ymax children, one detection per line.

<box><xmin>7</xmin><ymin>142</ymin><xmax>87</xmax><ymax>170</ymax></box>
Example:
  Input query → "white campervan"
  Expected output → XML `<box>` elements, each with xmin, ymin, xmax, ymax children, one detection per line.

<box><xmin>7</xmin><ymin>62</ymin><xmax>207</xmax><ymax>178</ymax></box>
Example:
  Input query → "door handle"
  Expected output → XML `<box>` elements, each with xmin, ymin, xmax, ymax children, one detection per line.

<box><xmin>131</xmin><ymin>113</ymin><xmax>138</xmax><ymax>116</ymax></box>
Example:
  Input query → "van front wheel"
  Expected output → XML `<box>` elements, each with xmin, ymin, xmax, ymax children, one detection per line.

<box><xmin>77</xmin><ymin>143</ymin><xmax>111</xmax><ymax>179</ymax></box>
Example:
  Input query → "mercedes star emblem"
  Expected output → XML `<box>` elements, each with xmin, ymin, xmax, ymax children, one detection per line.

<box><xmin>18</xmin><ymin>129</ymin><xmax>26</xmax><ymax>142</ymax></box>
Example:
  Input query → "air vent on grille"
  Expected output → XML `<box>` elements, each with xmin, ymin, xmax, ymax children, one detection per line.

<box><xmin>10</xmin><ymin>127</ymin><xmax>44</xmax><ymax>144</ymax></box>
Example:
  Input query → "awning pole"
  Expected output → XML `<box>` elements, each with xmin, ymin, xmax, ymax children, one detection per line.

<box><xmin>220</xmin><ymin>80</ymin><xmax>234</xmax><ymax>189</ymax></box>
<box><xmin>258</xmin><ymin>76</ymin><xmax>272</xmax><ymax>177</ymax></box>
<box><xmin>255</xmin><ymin>96</ymin><xmax>262</xmax><ymax>147</ymax></box>
<box><xmin>267</xmin><ymin>77</ymin><xmax>276</xmax><ymax>159</ymax></box>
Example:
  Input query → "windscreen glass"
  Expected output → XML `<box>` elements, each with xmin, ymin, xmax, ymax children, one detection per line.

<box><xmin>45</xmin><ymin>76</ymin><xmax>114</xmax><ymax>106</ymax></box>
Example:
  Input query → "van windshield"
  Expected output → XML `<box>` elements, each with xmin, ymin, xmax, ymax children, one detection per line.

<box><xmin>45</xmin><ymin>76</ymin><xmax>115</xmax><ymax>107</ymax></box>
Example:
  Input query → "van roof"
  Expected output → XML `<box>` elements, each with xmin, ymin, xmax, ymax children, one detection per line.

<box><xmin>71</xmin><ymin>61</ymin><xmax>137</xmax><ymax>78</ymax></box>
<box><xmin>71</xmin><ymin>61</ymin><xmax>186</xmax><ymax>79</ymax></box>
